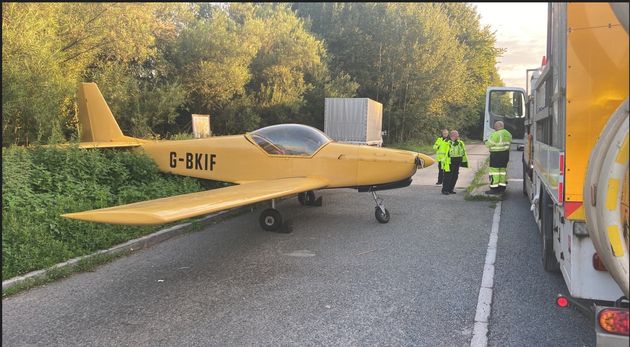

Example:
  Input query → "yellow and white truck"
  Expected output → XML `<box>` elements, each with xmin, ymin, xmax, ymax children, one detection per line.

<box><xmin>488</xmin><ymin>3</ymin><xmax>629</xmax><ymax>345</ymax></box>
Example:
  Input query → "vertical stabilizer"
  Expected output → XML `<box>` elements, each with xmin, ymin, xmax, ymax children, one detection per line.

<box><xmin>77</xmin><ymin>83</ymin><xmax>128</xmax><ymax>142</ymax></box>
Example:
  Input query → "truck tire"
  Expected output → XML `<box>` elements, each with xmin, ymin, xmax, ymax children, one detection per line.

<box><xmin>522</xmin><ymin>154</ymin><xmax>527</xmax><ymax>197</ymax></box>
<box><xmin>541</xmin><ymin>191</ymin><xmax>560</xmax><ymax>272</ymax></box>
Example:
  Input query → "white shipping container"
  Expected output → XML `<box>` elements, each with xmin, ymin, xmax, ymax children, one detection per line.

<box><xmin>324</xmin><ymin>98</ymin><xmax>383</xmax><ymax>146</ymax></box>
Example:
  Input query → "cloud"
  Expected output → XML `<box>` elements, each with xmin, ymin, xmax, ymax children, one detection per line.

<box><xmin>472</xmin><ymin>3</ymin><xmax>548</xmax><ymax>88</ymax></box>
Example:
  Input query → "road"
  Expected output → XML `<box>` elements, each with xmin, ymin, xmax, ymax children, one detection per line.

<box><xmin>2</xmin><ymin>145</ymin><xmax>594</xmax><ymax>346</ymax></box>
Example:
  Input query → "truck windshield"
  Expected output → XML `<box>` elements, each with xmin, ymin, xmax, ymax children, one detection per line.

<box><xmin>250</xmin><ymin>124</ymin><xmax>331</xmax><ymax>156</ymax></box>
<box><xmin>489</xmin><ymin>90</ymin><xmax>525</xmax><ymax>119</ymax></box>
<box><xmin>489</xmin><ymin>90</ymin><xmax>526</xmax><ymax>139</ymax></box>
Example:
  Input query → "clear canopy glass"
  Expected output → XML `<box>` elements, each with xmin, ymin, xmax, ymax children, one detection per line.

<box><xmin>250</xmin><ymin>124</ymin><xmax>331</xmax><ymax>156</ymax></box>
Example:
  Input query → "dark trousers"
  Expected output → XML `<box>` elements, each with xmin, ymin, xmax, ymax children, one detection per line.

<box><xmin>442</xmin><ymin>157</ymin><xmax>462</xmax><ymax>193</ymax></box>
<box><xmin>437</xmin><ymin>161</ymin><xmax>445</xmax><ymax>184</ymax></box>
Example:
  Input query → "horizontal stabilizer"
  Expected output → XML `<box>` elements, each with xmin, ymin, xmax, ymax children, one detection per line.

<box><xmin>78</xmin><ymin>141</ymin><xmax>143</xmax><ymax>149</ymax></box>
<box><xmin>75</xmin><ymin>82</ymin><xmax>144</xmax><ymax>148</ymax></box>
<box><xmin>62</xmin><ymin>177</ymin><xmax>328</xmax><ymax>225</ymax></box>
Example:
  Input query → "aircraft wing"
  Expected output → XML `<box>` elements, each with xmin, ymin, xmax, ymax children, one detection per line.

<box><xmin>62</xmin><ymin>177</ymin><xmax>328</xmax><ymax>225</ymax></box>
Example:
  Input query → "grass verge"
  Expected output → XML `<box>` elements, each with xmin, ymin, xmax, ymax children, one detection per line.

<box><xmin>1</xmin><ymin>145</ymin><xmax>221</xmax><ymax>280</ymax></box>
<box><xmin>2</xmin><ymin>198</ymin><xmax>283</xmax><ymax>298</ymax></box>
<box><xmin>464</xmin><ymin>158</ymin><xmax>502</xmax><ymax>202</ymax></box>
<box><xmin>2</xmin><ymin>250</ymin><xmax>130</xmax><ymax>298</ymax></box>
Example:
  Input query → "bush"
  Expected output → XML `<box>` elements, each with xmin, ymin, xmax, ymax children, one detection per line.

<box><xmin>2</xmin><ymin>146</ymin><xmax>212</xmax><ymax>279</ymax></box>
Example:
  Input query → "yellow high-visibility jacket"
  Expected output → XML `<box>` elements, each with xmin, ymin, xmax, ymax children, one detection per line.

<box><xmin>443</xmin><ymin>140</ymin><xmax>468</xmax><ymax>172</ymax></box>
<box><xmin>433</xmin><ymin>136</ymin><xmax>450</xmax><ymax>162</ymax></box>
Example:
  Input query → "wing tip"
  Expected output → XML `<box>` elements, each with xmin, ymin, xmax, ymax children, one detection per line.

<box><xmin>61</xmin><ymin>211</ymin><xmax>167</xmax><ymax>225</ymax></box>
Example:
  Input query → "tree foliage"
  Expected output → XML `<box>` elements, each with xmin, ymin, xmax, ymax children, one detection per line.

<box><xmin>3</xmin><ymin>2</ymin><xmax>502</xmax><ymax>146</ymax></box>
<box><xmin>293</xmin><ymin>3</ymin><xmax>503</xmax><ymax>142</ymax></box>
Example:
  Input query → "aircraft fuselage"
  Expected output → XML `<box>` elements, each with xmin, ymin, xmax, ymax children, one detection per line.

<box><xmin>141</xmin><ymin>135</ymin><xmax>426</xmax><ymax>189</ymax></box>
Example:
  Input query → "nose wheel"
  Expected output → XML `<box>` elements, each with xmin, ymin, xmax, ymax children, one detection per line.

<box><xmin>371</xmin><ymin>189</ymin><xmax>390</xmax><ymax>223</ymax></box>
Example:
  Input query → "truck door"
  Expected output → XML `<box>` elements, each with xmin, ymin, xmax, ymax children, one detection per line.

<box><xmin>484</xmin><ymin>87</ymin><xmax>526</xmax><ymax>144</ymax></box>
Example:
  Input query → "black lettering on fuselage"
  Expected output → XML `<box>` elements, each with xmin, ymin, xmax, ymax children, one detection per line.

<box><xmin>186</xmin><ymin>153</ymin><xmax>193</xmax><ymax>169</ymax></box>
<box><xmin>168</xmin><ymin>152</ymin><xmax>216</xmax><ymax>171</ymax></box>
<box><xmin>195</xmin><ymin>153</ymin><xmax>203</xmax><ymax>170</ymax></box>
<box><xmin>169</xmin><ymin>152</ymin><xmax>177</xmax><ymax>168</ymax></box>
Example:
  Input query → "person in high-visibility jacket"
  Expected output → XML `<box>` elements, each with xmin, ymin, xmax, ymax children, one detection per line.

<box><xmin>442</xmin><ymin>130</ymin><xmax>468</xmax><ymax>195</ymax></box>
<box><xmin>433</xmin><ymin>129</ymin><xmax>450</xmax><ymax>185</ymax></box>
<box><xmin>485</xmin><ymin>121</ymin><xmax>512</xmax><ymax>194</ymax></box>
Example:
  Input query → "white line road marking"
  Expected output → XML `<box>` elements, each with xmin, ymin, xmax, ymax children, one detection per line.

<box><xmin>470</xmin><ymin>201</ymin><xmax>502</xmax><ymax>347</ymax></box>
<box><xmin>508</xmin><ymin>178</ymin><xmax>523</xmax><ymax>182</ymax></box>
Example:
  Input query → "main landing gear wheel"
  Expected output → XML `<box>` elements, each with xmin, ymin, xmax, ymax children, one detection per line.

<box><xmin>259</xmin><ymin>208</ymin><xmax>282</xmax><ymax>232</ymax></box>
<box><xmin>298</xmin><ymin>191</ymin><xmax>322</xmax><ymax>206</ymax></box>
<box><xmin>375</xmin><ymin>206</ymin><xmax>390</xmax><ymax>223</ymax></box>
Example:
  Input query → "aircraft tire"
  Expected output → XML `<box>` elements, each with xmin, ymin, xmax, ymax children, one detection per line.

<box><xmin>297</xmin><ymin>193</ymin><xmax>306</xmax><ymax>205</ymax></box>
<box><xmin>304</xmin><ymin>191</ymin><xmax>316</xmax><ymax>205</ymax></box>
<box><xmin>259</xmin><ymin>208</ymin><xmax>282</xmax><ymax>231</ymax></box>
<box><xmin>375</xmin><ymin>207</ymin><xmax>390</xmax><ymax>224</ymax></box>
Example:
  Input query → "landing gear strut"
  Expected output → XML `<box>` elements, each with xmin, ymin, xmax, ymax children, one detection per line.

<box><xmin>297</xmin><ymin>190</ymin><xmax>322</xmax><ymax>206</ymax></box>
<box><xmin>370</xmin><ymin>189</ymin><xmax>390</xmax><ymax>223</ymax></box>
<box><xmin>258</xmin><ymin>199</ymin><xmax>291</xmax><ymax>233</ymax></box>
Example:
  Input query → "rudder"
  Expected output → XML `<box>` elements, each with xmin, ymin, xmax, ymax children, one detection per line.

<box><xmin>77</xmin><ymin>83</ymin><xmax>134</xmax><ymax>143</ymax></box>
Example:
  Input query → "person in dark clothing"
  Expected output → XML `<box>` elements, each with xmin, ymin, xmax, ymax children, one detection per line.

<box><xmin>442</xmin><ymin>130</ymin><xmax>469</xmax><ymax>195</ymax></box>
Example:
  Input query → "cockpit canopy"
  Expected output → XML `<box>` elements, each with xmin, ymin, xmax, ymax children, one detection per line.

<box><xmin>249</xmin><ymin>124</ymin><xmax>331</xmax><ymax>156</ymax></box>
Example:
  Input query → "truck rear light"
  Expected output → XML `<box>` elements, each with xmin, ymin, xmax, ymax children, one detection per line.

<box><xmin>592</xmin><ymin>253</ymin><xmax>608</xmax><ymax>271</ymax></box>
<box><xmin>598</xmin><ymin>308</ymin><xmax>629</xmax><ymax>335</ymax></box>
<box><xmin>556</xmin><ymin>295</ymin><xmax>569</xmax><ymax>307</ymax></box>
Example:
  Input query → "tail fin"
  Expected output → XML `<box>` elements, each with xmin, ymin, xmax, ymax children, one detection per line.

<box><xmin>76</xmin><ymin>83</ymin><xmax>142</xmax><ymax>147</ymax></box>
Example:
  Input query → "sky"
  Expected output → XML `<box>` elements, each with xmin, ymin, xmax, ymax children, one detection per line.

<box><xmin>471</xmin><ymin>2</ymin><xmax>548</xmax><ymax>90</ymax></box>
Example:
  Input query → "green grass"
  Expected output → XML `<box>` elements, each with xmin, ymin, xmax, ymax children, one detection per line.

<box><xmin>466</xmin><ymin>158</ymin><xmax>490</xmax><ymax>194</ymax></box>
<box><xmin>2</xmin><ymin>195</ymin><xmax>290</xmax><ymax>297</ymax></box>
<box><xmin>464</xmin><ymin>158</ymin><xmax>502</xmax><ymax>202</ymax></box>
<box><xmin>2</xmin><ymin>250</ymin><xmax>131</xmax><ymax>297</ymax></box>
<box><xmin>1</xmin><ymin>145</ymin><xmax>223</xmax><ymax>280</ymax></box>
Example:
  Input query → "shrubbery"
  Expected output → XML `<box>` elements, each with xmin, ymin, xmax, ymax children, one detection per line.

<box><xmin>2</xmin><ymin>146</ymin><xmax>210</xmax><ymax>279</ymax></box>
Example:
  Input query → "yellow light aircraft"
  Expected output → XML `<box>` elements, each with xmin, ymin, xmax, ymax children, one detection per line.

<box><xmin>62</xmin><ymin>83</ymin><xmax>435</xmax><ymax>231</ymax></box>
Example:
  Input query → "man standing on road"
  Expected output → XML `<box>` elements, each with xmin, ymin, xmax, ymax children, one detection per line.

<box><xmin>485</xmin><ymin>121</ymin><xmax>512</xmax><ymax>195</ymax></box>
<box><xmin>433</xmin><ymin>129</ymin><xmax>450</xmax><ymax>185</ymax></box>
<box><xmin>442</xmin><ymin>130</ymin><xmax>468</xmax><ymax>195</ymax></box>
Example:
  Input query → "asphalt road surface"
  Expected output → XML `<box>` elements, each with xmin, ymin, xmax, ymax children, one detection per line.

<box><xmin>487</xmin><ymin>151</ymin><xmax>593</xmax><ymax>346</ymax></box>
<box><xmin>2</xmin><ymin>147</ymin><xmax>594</xmax><ymax>346</ymax></box>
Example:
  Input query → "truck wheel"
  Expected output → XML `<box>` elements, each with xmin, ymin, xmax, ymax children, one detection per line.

<box><xmin>541</xmin><ymin>192</ymin><xmax>560</xmax><ymax>272</ymax></box>
<box><xmin>522</xmin><ymin>164</ymin><xmax>527</xmax><ymax>197</ymax></box>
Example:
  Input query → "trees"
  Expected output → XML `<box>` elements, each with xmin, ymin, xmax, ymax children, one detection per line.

<box><xmin>2</xmin><ymin>3</ymin><xmax>189</xmax><ymax>144</ymax></box>
<box><xmin>2</xmin><ymin>3</ymin><xmax>503</xmax><ymax>146</ymax></box>
<box><xmin>293</xmin><ymin>3</ymin><xmax>503</xmax><ymax>142</ymax></box>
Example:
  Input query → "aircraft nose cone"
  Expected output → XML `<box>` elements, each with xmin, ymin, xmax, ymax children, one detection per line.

<box><xmin>416</xmin><ymin>153</ymin><xmax>435</xmax><ymax>168</ymax></box>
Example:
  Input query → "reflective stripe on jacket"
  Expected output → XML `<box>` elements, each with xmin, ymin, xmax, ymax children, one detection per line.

<box><xmin>433</xmin><ymin>136</ymin><xmax>450</xmax><ymax>162</ymax></box>
<box><xmin>485</xmin><ymin>129</ymin><xmax>512</xmax><ymax>152</ymax></box>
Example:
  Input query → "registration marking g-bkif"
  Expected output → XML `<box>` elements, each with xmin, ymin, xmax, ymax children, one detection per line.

<box><xmin>169</xmin><ymin>152</ymin><xmax>216</xmax><ymax>171</ymax></box>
